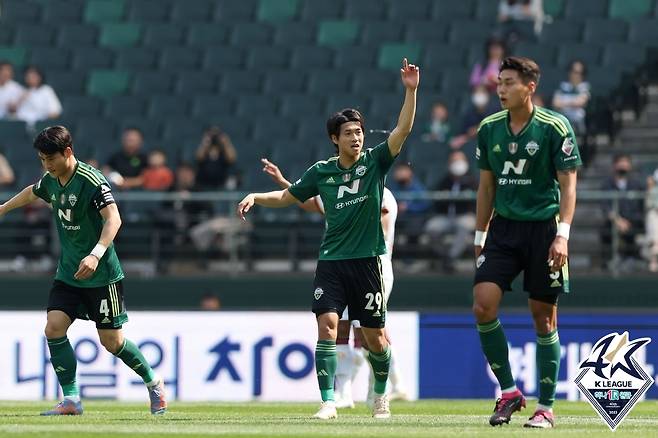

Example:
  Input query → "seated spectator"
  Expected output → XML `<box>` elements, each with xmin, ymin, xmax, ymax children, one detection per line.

<box><xmin>11</xmin><ymin>66</ymin><xmax>62</xmax><ymax>127</ymax></box>
<box><xmin>0</xmin><ymin>149</ymin><xmax>15</xmax><ymax>188</ymax></box>
<box><xmin>552</xmin><ymin>60</ymin><xmax>590</xmax><ymax>136</ymax></box>
<box><xmin>0</xmin><ymin>61</ymin><xmax>24</xmax><ymax>119</ymax></box>
<box><xmin>104</xmin><ymin>127</ymin><xmax>148</xmax><ymax>190</ymax></box>
<box><xmin>200</xmin><ymin>292</ymin><xmax>221</xmax><ymax>311</ymax></box>
<box><xmin>422</xmin><ymin>101</ymin><xmax>452</xmax><ymax>143</ymax></box>
<box><xmin>497</xmin><ymin>0</ymin><xmax>544</xmax><ymax>44</ymax></box>
<box><xmin>470</xmin><ymin>37</ymin><xmax>507</xmax><ymax>93</ymax></box>
<box><xmin>142</xmin><ymin>149</ymin><xmax>174</xmax><ymax>191</ymax></box>
<box><xmin>424</xmin><ymin>151</ymin><xmax>477</xmax><ymax>272</ymax></box>
<box><xmin>388</xmin><ymin>162</ymin><xmax>431</xmax><ymax>216</ymax></box>
<box><xmin>450</xmin><ymin>84</ymin><xmax>499</xmax><ymax>150</ymax></box>
<box><xmin>600</xmin><ymin>154</ymin><xmax>646</xmax><ymax>267</ymax></box>
<box><xmin>195</xmin><ymin>126</ymin><xmax>238</xmax><ymax>190</ymax></box>
<box><xmin>645</xmin><ymin>169</ymin><xmax>658</xmax><ymax>272</ymax></box>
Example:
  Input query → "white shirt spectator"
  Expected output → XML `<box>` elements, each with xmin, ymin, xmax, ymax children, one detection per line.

<box><xmin>0</xmin><ymin>79</ymin><xmax>23</xmax><ymax>119</ymax></box>
<box><xmin>15</xmin><ymin>84</ymin><xmax>62</xmax><ymax>126</ymax></box>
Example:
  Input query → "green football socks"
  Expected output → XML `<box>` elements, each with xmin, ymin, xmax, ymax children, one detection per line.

<box><xmin>368</xmin><ymin>345</ymin><xmax>391</xmax><ymax>395</ymax></box>
<box><xmin>115</xmin><ymin>339</ymin><xmax>157</xmax><ymax>385</ymax></box>
<box><xmin>477</xmin><ymin>319</ymin><xmax>516</xmax><ymax>391</ymax></box>
<box><xmin>537</xmin><ymin>330</ymin><xmax>560</xmax><ymax>408</ymax></box>
<box><xmin>47</xmin><ymin>336</ymin><xmax>79</xmax><ymax>398</ymax></box>
<box><xmin>315</xmin><ymin>340</ymin><xmax>337</xmax><ymax>402</ymax></box>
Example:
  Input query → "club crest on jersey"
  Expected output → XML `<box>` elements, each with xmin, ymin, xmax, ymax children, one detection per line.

<box><xmin>508</xmin><ymin>142</ymin><xmax>518</xmax><ymax>154</ymax></box>
<box><xmin>314</xmin><ymin>287</ymin><xmax>324</xmax><ymax>300</ymax></box>
<box><xmin>60</xmin><ymin>194</ymin><xmax>66</xmax><ymax>205</ymax></box>
<box><xmin>68</xmin><ymin>194</ymin><xmax>77</xmax><ymax>206</ymax></box>
<box><xmin>355</xmin><ymin>165</ymin><xmax>367</xmax><ymax>177</ymax></box>
<box><xmin>525</xmin><ymin>141</ymin><xmax>539</xmax><ymax>156</ymax></box>
<box><xmin>342</xmin><ymin>173</ymin><xmax>351</xmax><ymax>183</ymax></box>
<box><xmin>562</xmin><ymin>137</ymin><xmax>575</xmax><ymax>156</ymax></box>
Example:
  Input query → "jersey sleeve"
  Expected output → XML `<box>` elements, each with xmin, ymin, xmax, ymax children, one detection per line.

<box><xmin>475</xmin><ymin>125</ymin><xmax>492</xmax><ymax>170</ymax></box>
<box><xmin>32</xmin><ymin>173</ymin><xmax>50</xmax><ymax>202</ymax></box>
<box><xmin>371</xmin><ymin>140</ymin><xmax>397</xmax><ymax>174</ymax></box>
<box><xmin>91</xmin><ymin>182</ymin><xmax>116</xmax><ymax>212</ymax></box>
<box><xmin>551</xmin><ymin>117</ymin><xmax>583</xmax><ymax>171</ymax></box>
<box><xmin>288</xmin><ymin>164</ymin><xmax>319</xmax><ymax>202</ymax></box>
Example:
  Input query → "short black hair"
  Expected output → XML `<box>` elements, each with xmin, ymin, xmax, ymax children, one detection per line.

<box><xmin>613</xmin><ymin>153</ymin><xmax>631</xmax><ymax>163</ymax></box>
<box><xmin>24</xmin><ymin>65</ymin><xmax>46</xmax><ymax>84</ymax></box>
<box><xmin>568</xmin><ymin>59</ymin><xmax>587</xmax><ymax>77</ymax></box>
<box><xmin>33</xmin><ymin>126</ymin><xmax>73</xmax><ymax>155</ymax></box>
<box><xmin>326</xmin><ymin>108</ymin><xmax>365</xmax><ymax>140</ymax></box>
<box><xmin>499</xmin><ymin>56</ymin><xmax>540</xmax><ymax>85</ymax></box>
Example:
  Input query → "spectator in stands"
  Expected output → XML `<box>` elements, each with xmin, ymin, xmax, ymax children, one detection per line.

<box><xmin>645</xmin><ymin>169</ymin><xmax>658</xmax><ymax>272</ymax></box>
<box><xmin>0</xmin><ymin>61</ymin><xmax>24</xmax><ymax>119</ymax></box>
<box><xmin>142</xmin><ymin>149</ymin><xmax>174</xmax><ymax>191</ymax></box>
<box><xmin>497</xmin><ymin>0</ymin><xmax>544</xmax><ymax>43</ymax></box>
<box><xmin>422</xmin><ymin>101</ymin><xmax>452</xmax><ymax>143</ymax></box>
<box><xmin>104</xmin><ymin>127</ymin><xmax>148</xmax><ymax>190</ymax></box>
<box><xmin>0</xmin><ymin>149</ymin><xmax>15</xmax><ymax>188</ymax></box>
<box><xmin>388</xmin><ymin>162</ymin><xmax>431</xmax><ymax>216</ymax></box>
<box><xmin>195</xmin><ymin>126</ymin><xmax>238</xmax><ymax>190</ymax></box>
<box><xmin>10</xmin><ymin>66</ymin><xmax>61</xmax><ymax>127</ymax></box>
<box><xmin>552</xmin><ymin>60</ymin><xmax>590</xmax><ymax>136</ymax></box>
<box><xmin>600</xmin><ymin>153</ymin><xmax>646</xmax><ymax>267</ymax></box>
<box><xmin>450</xmin><ymin>84</ymin><xmax>498</xmax><ymax>150</ymax></box>
<box><xmin>470</xmin><ymin>37</ymin><xmax>507</xmax><ymax>93</ymax></box>
<box><xmin>424</xmin><ymin>151</ymin><xmax>477</xmax><ymax>272</ymax></box>
<box><xmin>200</xmin><ymin>293</ymin><xmax>221</xmax><ymax>311</ymax></box>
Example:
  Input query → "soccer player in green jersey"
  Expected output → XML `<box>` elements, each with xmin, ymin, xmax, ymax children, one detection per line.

<box><xmin>237</xmin><ymin>58</ymin><xmax>419</xmax><ymax>420</ymax></box>
<box><xmin>472</xmin><ymin>57</ymin><xmax>581</xmax><ymax>429</ymax></box>
<box><xmin>0</xmin><ymin>126</ymin><xmax>166</xmax><ymax>416</ymax></box>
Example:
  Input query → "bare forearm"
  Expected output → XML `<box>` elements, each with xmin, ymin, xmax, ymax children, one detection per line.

<box><xmin>254</xmin><ymin>190</ymin><xmax>296</xmax><ymax>208</ymax></box>
<box><xmin>557</xmin><ymin>170</ymin><xmax>577</xmax><ymax>224</ymax></box>
<box><xmin>388</xmin><ymin>89</ymin><xmax>417</xmax><ymax>155</ymax></box>
<box><xmin>475</xmin><ymin>185</ymin><xmax>495</xmax><ymax>231</ymax></box>
<box><xmin>1</xmin><ymin>185</ymin><xmax>38</xmax><ymax>213</ymax></box>
<box><xmin>98</xmin><ymin>216</ymin><xmax>121</xmax><ymax>247</ymax></box>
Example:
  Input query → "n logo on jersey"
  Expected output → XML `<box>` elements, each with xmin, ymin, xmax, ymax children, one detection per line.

<box><xmin>501</xmin><ymin>159</ymin><xmax>527</xmax><ymax>175</ymax></box>
<box><xmin>58</xmin><ymin>208</ymin><xmax>72</xmax><ymax>222</ymax></box>
<box><xmin>337</xmin><ymin>179</ymin><xmax>360</xmax><ymax>199</ymax></box>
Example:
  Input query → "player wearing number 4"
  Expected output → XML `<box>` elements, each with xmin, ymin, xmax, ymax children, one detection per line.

<box><xmin>473</xmin><ymin>57</ymin><xmax>581</xmax><ymax>428</ymax></box>
<box><xmin>0</xmin><ymin>126</ymin><xmax>166</xmax><ymax>416</ymax></box>
<box><xmin>238</xmin><ymin>58</ymin><xmax>419</xmax><ymax>420</ymax></box>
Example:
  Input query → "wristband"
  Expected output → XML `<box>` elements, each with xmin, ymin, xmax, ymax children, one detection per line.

<box><xmin>556</xmin><ymin>222</ymin><xmax>571</xmax><ymax>240</ymax></box>
<box><xmin>474</xmin><ymin>230</ymin><xmax>487</xmax><ymax>246</ymax></box>
<box><xmin>90</xmin><ymin>243</ymin><xmax>107</xmax><ymax>260</ymax></box>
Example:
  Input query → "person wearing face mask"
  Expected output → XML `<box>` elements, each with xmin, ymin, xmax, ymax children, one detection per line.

<box><xmin>450</xmin><ymin>85</ymin><xmax>498</xmax><ymax>150</ymax></box>
<box><xmin>424</xmin><ymin>151</ymin><xmax>477</xmax><ymax>272</ymax></box>
<box><xmin>600</xmin><ymin>153</ymin><xmax>646</xmax><ymax>268</ymax></box>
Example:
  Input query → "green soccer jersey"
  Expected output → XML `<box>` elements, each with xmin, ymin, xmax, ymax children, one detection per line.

<box><xmin>288</xmin><ymin>141</ymin><xmax>396</xmax><ymax>260</ymax></box>
<box><xmin>32</xmin><ymin>161</ymin><xmax>124</xmax><ymax>288</ymax></box>
<box><xmin>476</xmin><ymin>106</ymin><xmax>582</xmax><ymax>221</ymax></box>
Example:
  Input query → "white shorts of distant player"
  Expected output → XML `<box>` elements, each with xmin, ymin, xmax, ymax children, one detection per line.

<box><xmin>341</xmin><ymin>255</ymin><xmax>393</xmax><ymax>328</ymax></box>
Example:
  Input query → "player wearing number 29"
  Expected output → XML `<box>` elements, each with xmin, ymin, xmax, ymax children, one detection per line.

<box><xmin>473</xmin><ymin>57</ymin><xmax>581</xmax><ymax>429</ymax></box>
<box><xmin>237</xmin><ymin>58</ymin><xmax>419</xmax><ymax>420</ymax></box>
<box><xmin>0</xmin><ymin>126</ymin><xmax>166</xmax><ymax>416</ymax></box>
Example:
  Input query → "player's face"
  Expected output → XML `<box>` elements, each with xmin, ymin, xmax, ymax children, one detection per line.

<box><xmin>38</xmin><ymin>148</ymin><xmax>72</xmax><ymax>177</ymax></box>
<box><xmin>332</xmin><ymin>122</ymin><xmax>364</xmax><ymax>161</ymax></box>
<box><xmin>497</xmin><ymin>69</ymin><xmax>534</xmax><ymax>110</ymax></box>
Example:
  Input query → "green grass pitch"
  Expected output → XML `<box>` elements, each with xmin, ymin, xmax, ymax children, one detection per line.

<box><xmin>1</xmin><ymin>400</ymin><xmax>658</xmax><ymax>437</ymax></box>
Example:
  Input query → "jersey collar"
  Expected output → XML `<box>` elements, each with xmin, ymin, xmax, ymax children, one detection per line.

<box><xmin>505</xmin><ymin>104</ymin><xmax>536</xmax><ymax>138</ymax></box>
<box><xmin>57</xmin><ymin>160</ymin><xmax>79</xmax><ymax>188</ymax></box>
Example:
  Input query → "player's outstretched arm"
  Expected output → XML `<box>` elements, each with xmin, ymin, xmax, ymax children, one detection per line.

<box><xmin>388</xmin><ymin>58</ymin><xmax>420</xmax><ymax>157</ymax></box>
<box><xmin>548</xmin><ymin>169</ymin><xmax>577</xmax><ymax>272</ymax></box>
<box><xmin>75</xmin><ymin>203</ymin><xmax>122</xmax><ymax>280</ymax></box>
<box><xmin>474</xmin><ymin>170</ymin><xmax>496</xmax><ymax>258</ymax></box>
<box><xmin>0</xmin><ymin>185</ymin><xmax>39</xmax><ymax>217</ymax></box>
<box><xmin>261</xmin><ymin>158</ymin><xmax>322</xmax><ymax>214</ymax></box>
<box><xmin>237</xmin><ymin>189</ymin><xmax>298</xmax><ymax>221</ymax></box>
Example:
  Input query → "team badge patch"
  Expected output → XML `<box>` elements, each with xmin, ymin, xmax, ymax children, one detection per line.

<box><xmin>314</xmin><ymin>287</ymin><xmax>324</xmax><ymax>300</ymax></box>
<box><xmin>68</xmin><ymin>194</ymin><xmax>77</xmax><ymax>206</ymax></box>
<box><xmin>508</xmin><ymin>142</ymin><xmax>518</xmax><ymax>154</ymax></box>
<box><xmin>355</xmin><ymin>165</ymin><xmax>367</xmax><ymax>177</ymax></box>
<box><xmin>342</xmin><ymin>173</ymin><xmax>351</xmax><ymax>183</ymax></box>
<box><xmin>525</xmin><ymin>141</ymin><xmax>539</xmax><ymax>156</ymax></box>
<box><xmin>562</xmin><ymin>137</ymin><xmax>575</xmax><ymax>156</ymax></box>
<box><xmin>575</xmin><ymin>332</ymin><xmax>653</xmax><ymax>431</ymax></box>
<box><xmin>476</xmin><ymin>254</ymin><xmax>486</xmax><ymax>268</ymax></box>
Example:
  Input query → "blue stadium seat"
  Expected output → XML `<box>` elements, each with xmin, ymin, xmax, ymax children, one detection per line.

<box><xmin>514</xmin><ymin>42</ymin><xmax>557</xmax><ymax>67</ymax></box>
<box><xmin>299</xmin><ymin>0</ymin><xmax>344</xmax><ymax>21</ymax></box>
<box><xmin>0</xmin><ymin>0</ymin><xmax>41</xmax><ymax>23</ymax></box>
<box><xmin>61</xmin><ymin>96</ymin><xmax>104</xmax><ymax>118</ymax></box>
<box><xmin>246</xmin><ymin>46</ymin><xmax>291</xmax><ymax>70</ymax></box>
<box><xmin>230</xmin><ymin>23</ymin><xmax>274</xmax><ymax>46</ymax></box>
<box><xmin>353</xmin><ymin>69</ymin><xmax>398</xmax><ymax>93</ymax></box>
<box><xmin>14</xmin><ymin>24</ymin><xmax>56</xmax><ymax>46</ymax></box>
<box><xmin>48</xmin><ymin>70</ymin><xmax>87</xmax><ymax>95</ymax></box>
<box><xmin>280</xmin><ymin>94</ymin><xmax>326</xmax><ymax>118</ymax></box>
<box><xmin>602</xmin><ymin>43</ymin><xmax>649</xmax><ymax>72</ymax></box>
<box><xmin>556</xmin><ymin>44</ymin><xmax>602</xmax><ymax>68</ymax></box>
<box><xmin>190</xmin><ymin>96</ymin><xmax>236</xmax><ymax>118</ymax></box>
<box><xmin>29</xmin><ymin>47</ymin><xmax>72</xmax><ymax>70</ymax></box>
<box><xmin>334</xmin><ymin>46</ymin><xmax>377</xmax><ymax>69</ymax></box>
<box><xmin>236</xmin><ymin>94</ymin><xmax>280</xmax><ymax>117</ymax></box>
<box><xmin>583</xmin><ymin>19</ymin><xmax>629</xmax><ymax>43</ymax></box>
<box><xmin>252</xmin><ymin>117</ymin><xmax>298</xmax><ymax>142</ymax></box>
<box><xmin>104</xmin><ymin>96</ymin><xmax>147</xmax><ymax>118</ymax></box>
<box><xmin>449</xmin><ymin>20</ymin><xmax>493</xmax><ymax>43</ymax></box>
<box><xmin>264</xmin><ymin>71</ymin><xmax>307</xmax><ymax>94</ymax></box>
<box><xmin>220</xmin><ymin>70</ymin><xmax>264</xmax><ymax>94</ymax></box>
<box><xmin>423</xmin><ymin>43</ymin><xmax>467</xmax><ymax>70</ymax></box>
<box><xmin>290</xmin><ymin>46</ymin><xmax>335</xmax><ymax>69</ymax></box>
<box><xmin>115</xmin><ymin>47</ymin><xmax>159</xmax><ymax>70</ymax></box>
<box><xmin>71</xmin><ymin>47</ymin><xmax>114</xmax><ymax>70</ymax></box>
<box><xmin>405</xmin><ymin>21</ymin><xmax>450</xmax><ymax>44</ymax></box>
<box><xmin>132</xmin><ymin>71</ymin><xmax>175</xmax><ymax>95</ymax></box>
<box><xmin>56</xmin><ymin>24</ymin><xmax>99</xmax><ymax>47</ymax></box>
<box><xmin>215</xmin><ymin>0</ymin><xmax>258</xmax><ymax>20</ymax></box>
<box><xmin>202</xmin><ymin>46</ymin><xmax>247</xmax><ymax>70</ymax></box>
<box><xmin>126</xmin><ymin>0</ymin><xmax>172</xmax><ymax>22</ymax></box>
<box><xmin>628</xmin><ymin>19</ymin><xmax>658</xmax><ymax>45</ymax></box>
<box><xmin>142</xmin><ymin>23</ymin><xmax>186</xmax><ymax>47</ymax></box>
<box><xmin>388</xmin><ymin>0</ymin><xmax>432</xmax><ymax>20</ymax></box>
<box><xmin>175</xmin><ymin>72</ymin><xmax>220</xmax><ymax>94</ymax></box>
<box><xmin>307</xmin><ymin>71</ymin><xmax>352</xmax><ymax>93</ymax></box>
<box><xmin>434</xmin><ymin>0</ymin><xmax>476</xmax><ymax>20</ymax></box>
<box><xmin>42</xmin><ymin>0</ymin><xmax>84</xmax><ymax>23</ymax></box>
<box><xmin>274</xmin><ymin>22</ymin><xmax>317</xmax><ymax>45</ymax></box>
<box><xmin>187</xmin><ymin>24</ymin><xmax>229</xmax><ymax>46</ymax></box>
<box><xmin>147</xmin><ymin>95</ymin><xmax>191</xmax><ymax>118</ymax></box>
<box><xmin>345</xmin><ymin>0</ymin><xmax>386</xmax><ymax>19</ymax></box>
<box><xmin>159</xmin><ymin>47</ymin><xmax>202</xmax><ymax>71</ymax></box>
<box><xmin>538</xmin><ymin>20</ymin><xmax>583</xmax><ymax>44</ymax></box>
<box><xmin>564</xmin><ymin>0</ymin><xmax>608</xmax><ymax>19</ymax></box>
<box><xmin>170</xmin><ymin>0</ymin><xmax>214</xmax><ymax>22</ymax></box>
<box><xmin>360</xmin><ymin>21</ymin><xmax>405</xmax><ymax>45</ymax></box>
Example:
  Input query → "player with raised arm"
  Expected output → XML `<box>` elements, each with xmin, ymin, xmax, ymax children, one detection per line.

<box><xmin>0</xmin><ymin>126</ymin><xmax>166</xmax><ymax>416</ymax></box>
<box><xmin>260</xmin><ymin>158</ymin><xmax>408</xmax><ymax>408</ymax></box>
<box><xmin>472</xmin><ymin>57</ymin><xmax>580</xmax><ymax>428</ymax></box>
<box><xmin>237</xmin><ymin>58</ymin><xmax>419</xmax><ymax>420</ymax></box>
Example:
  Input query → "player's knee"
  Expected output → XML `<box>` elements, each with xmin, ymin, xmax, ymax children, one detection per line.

<box><xmin>533</xmin><ymin>315</ymin><xmax>556</xmax><ymax>334</ymax></box>
<box><xmin>44</xmin><ymin>322</ymin><xmax>67</xmax><ymax>339</ymax></box>
<box><xmin>365</xmin><ymin>330</ymin><xmax>387</xmax><ymax>352</ymax></box>
<box><xmin>472</xmin><ymin>301</ymin><xmax>496</xmax><ymax>322</ymax></box>
<box><xmin>100</xmin><ymin>336</ymin><xmax>123</xmax><ymax>354</ymax></box>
